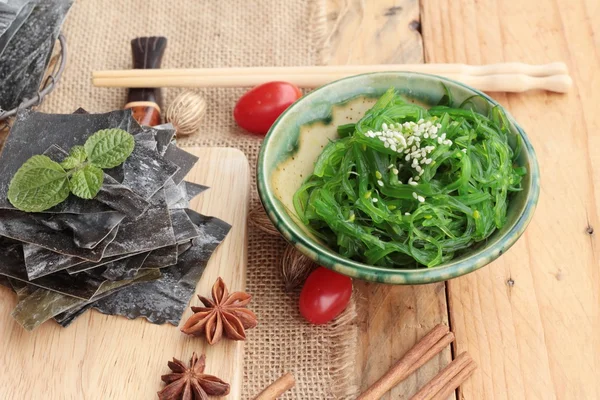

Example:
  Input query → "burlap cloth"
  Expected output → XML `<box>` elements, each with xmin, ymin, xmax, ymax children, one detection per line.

<box><xmin>40</xmin><ymin>1</ymin><xmax>359</xmax><ymax>398</ymax></box>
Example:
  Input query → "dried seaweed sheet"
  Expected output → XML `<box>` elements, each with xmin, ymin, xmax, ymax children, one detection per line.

<box><xmin>89</xmin><ymin>216</ymin><xmax>230</xmax><ymax>325</ymax></box>
<box><xmin>105</xmin><ymin>139</ymin><xmax>180</xmax><ymax>200</ymax></box>
<box><xmin>177</xmin><ymin>241</ymin><xmax>193</xmax><ymax>256</ymax></box>
<box><xmin>22</xmin><ymin>213</ymin><xmax>123</xmax><ymax>280</ymax></box>
<box><xmin>0</xmin><ymin>109</ymin><xmax>135</xmax><ymax>211</ymax></box>
<box><xmin>0</xmin><ymin>0</ymin><xmax>30</xmax><ymax>37</ymax></box>
<box><xmin>0</xmin><ymin>211</ymin><xmax>118</xmax><ymax>262</ymax></box>
<box><xmin>65</xmin><ymin>251</ymin><xmax>146</xmax><ymax>275</ymax></box>
<box><xmin>140</xmin><ymin>208</ymin><xmax>214</xmax><ymax>270</ymax></box>
<box><xmin>0</xmin><ymin>243</ymin><xmax>106</xmax><ymax>299</ymax></box>
<box><xmin>0</xmin><ymin>0</ymin><xmax>73</xmax><ymax>110</ymax></box>
<box><xmin>164</xmin><ymin>179</ymin><xmax>185</xmax><ymax>208</ymax></box>
<box><xmin>35</xmin><ymin>210</ymin><xmax>124</xmax><ymax>249</ymax></box>
<box><xmin>25</xmin><ymin>189</ymin><xmax>176</xmax><ymax>269</ymax></box>
<box><xmin>172</xmin><ymin>209</ymin><xmax>202</xmax><ymax>242</ymax></box>
<box><xmin>103</xmin><ymin>189</ymin><xmax>175</xmax><ymax>257</ymax></box>
<box><xmin>140</xmin><ymin>245</ymin><xmax>178</xmax><ymax>269</ymax></box>
<box><xmin>154</xmin><ymin>126</ymin><xmax>176</xmax><ymax>156</ymax></box>
<box><xmin>186</xmin><ymin>181</ymin><xmax>209</xmax><ymax>202</ymax></box>
<box><xmin>96</xmin><ymin>174</ymin><xmax>150</xmax><ymax>218</ymax></box>
<box><xmin>12</xmin><ymin>268</ymin><xmax>161</xmax><ymax>331</ymax></box>
<box><xmin>99</xmin><ymin>251</ymin><xmax>151</xmax><ymax>281</ymax></box>
<box><xmin>0</xmin><ymin>0</ymin><xmax>35</xmax><ymax>59</ymax></box>
<box><xmin>163</xmin><ymin>144</ymin><xmax>199</xmax><ymax>184</ymax></box>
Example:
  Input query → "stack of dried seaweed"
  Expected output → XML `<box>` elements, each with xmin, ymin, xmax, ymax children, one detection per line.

<box><xmin>0</xmin><ymin>109</ymin><xmax>230</xmax><ymax>331</ymax></box>
<box><xmin>0</xmin><ymin>0</ymin><xmax>73</xmax><ymax>111</ymax></box>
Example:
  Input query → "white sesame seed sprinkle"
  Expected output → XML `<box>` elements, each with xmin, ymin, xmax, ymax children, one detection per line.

<box><xmin>377</xmin><ymin>180</ymin><xmax>384</xmax><ymax>187</ymax></box>
<box><xmin>372</xmin><ymin>198</ymin><xmax>378</xmax><ymax>203</ymax></box>
<box><xmin>418</xmin><ymin>195</ymin><xmax>425</xmax><ymax>203</ymax></box>
<box><xmin>412</xmin><ymin>192</ymin><xmax>418</xmax><ymax>199</ymax></box>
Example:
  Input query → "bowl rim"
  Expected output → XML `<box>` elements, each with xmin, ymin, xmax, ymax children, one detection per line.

<box><xmin>257</xmin><ymin>71</ymin><xmax>540</xmax><ymax>284</ymax></box>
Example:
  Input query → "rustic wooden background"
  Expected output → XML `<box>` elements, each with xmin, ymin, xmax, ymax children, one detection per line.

<box><xmin>326</xmin><ymin>0</ymin><xmax>600</xmax><ymax>399</ymax></box>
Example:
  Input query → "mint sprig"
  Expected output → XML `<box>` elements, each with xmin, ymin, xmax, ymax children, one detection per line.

<box><xmin>7</xmin><ymin>128</ymin><xmax>135</xmax><ymax>212</ymax></box>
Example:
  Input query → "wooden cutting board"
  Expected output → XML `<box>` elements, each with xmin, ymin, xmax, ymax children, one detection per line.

<box><xmin>0</xmin><ymin>147</ymin><xmax>250</xmax><ymax>399</ymax></box>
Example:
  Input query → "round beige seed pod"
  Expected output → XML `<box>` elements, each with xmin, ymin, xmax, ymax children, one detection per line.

<box><xmin>165</xmin><ymin>91</ymin><xmax>207</xmax><ymax>136</ymax></box>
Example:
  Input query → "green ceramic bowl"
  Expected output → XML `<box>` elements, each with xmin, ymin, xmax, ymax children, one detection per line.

<box><xmin>257</xmin><ymin>72</ymin><xmax>539</xmax><ymax>284</ymax></box>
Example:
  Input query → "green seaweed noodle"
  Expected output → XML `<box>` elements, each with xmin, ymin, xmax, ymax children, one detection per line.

<box><xmin>293</xmin><ymin>88</ymin><xmax>526</xmax><ymax>268</ymax></box>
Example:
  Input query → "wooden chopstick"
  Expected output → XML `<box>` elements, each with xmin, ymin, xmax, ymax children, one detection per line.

<box><xmin>410</xmin><ymin>352</ymin><xmax>476</xmax><ymax>400</ymax></box>
<box><xmin>357</xmin><ymin>324</ymin><xmax>454</xmax><ymax>400</ymax></box>
<box><xmin>92</xmin><ymin>72</ymin><xmax>572</xmax><ymax>93</ymax></box>
<box><xmin>93</xmin><ymin>62</ymin><xmax>568</xmax><ymax>78</ymax></box>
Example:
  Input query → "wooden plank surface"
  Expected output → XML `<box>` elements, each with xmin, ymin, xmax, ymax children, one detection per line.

<box><xmin>420</xmin><ymin>0</ymin><xmax>600</xmax><ymax>399</ymax></box>
<box><xmin>325</xmin><ymin>1</ymin><xmax>455</xmax><ymax>399</ymax></box>
<box><xmin>0</xmin><ymin>147</ymin><xmax>249</xmax><ymax>399</ymax></box>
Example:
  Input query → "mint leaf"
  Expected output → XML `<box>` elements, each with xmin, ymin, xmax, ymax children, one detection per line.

<box><xmin>84</xmin><ymin>128</ymin><xmax>135</xmax><ymax>169</ymax></box>
<box><xmin>69</xmin><ymin>165</ymin><xmax>104</xmax><ymax>199</ymax></box>
<box><xmin>8</xmin><ymin>155</ymin><xmax>70</xmax><ymax>212</ymax></box>
<box><xmin>60</xmin><ymin>145</ymin><xmax>87</xmax><ymax>170</ymax></box>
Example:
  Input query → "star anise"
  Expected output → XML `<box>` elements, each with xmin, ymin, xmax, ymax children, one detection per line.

<box><xmin>158</xmin><ymin>352</ymin><xmax>230</xmax><ymax>400</ymax></box>
<box><xmin>181</xmin><ymin>277</ymin><xmax>257</xmax><ymax>345</ymax></box>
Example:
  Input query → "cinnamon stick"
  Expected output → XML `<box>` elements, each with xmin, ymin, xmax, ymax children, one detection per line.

<box><xmin>430</xmin><ymin>360</ymin><xmax>476</xmax><ymax>400</ymax></box>
<box><xmin>357</xmin><ymin>324</ymin><xmax>454</xmax><ymax>400</ymax></box>
<box><xmin>410</xmin><ymin>352</ymin><xmax>474</xmax><ymax>400</ymax></box>
<box><xmin>252</xmin><ymin>372</ymin><xmax>296</xmax><ymax>400</ymax></box>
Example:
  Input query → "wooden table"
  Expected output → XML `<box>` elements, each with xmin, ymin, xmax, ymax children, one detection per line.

<box><xmin>326</xmin><ymin>0</ymin><xmax>600</xmax><ymax>398</ymax></box>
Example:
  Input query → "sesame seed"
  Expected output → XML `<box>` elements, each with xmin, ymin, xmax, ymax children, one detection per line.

<box><xmin>415</xmin><ymin>165</ymin><xmax>422</xmax><ymax>172</ymax></box>
<box><xmin>392</xmin><ymin>168</ymin><xmax>399</xmax><ymax>175</ymax></box>
<box><xmin>409</xmin><ymin>181</ymin><xmax>418</xmax><ymax>186</ymax></box>
<box><xmin>405</xmin><ymin>212</ymin><xmax>411</xmax><ymax>216</ymax></box>
<box><xmin>382</xmin><ymin>123</ymin><xmax>388</xmax><ymax>130</ymax></box>
<box><xmin>418</xmin><ymin>196</ymin><xmax>425</xmax><ymax>203</ymax></box>
<box><xmin>384</xmin><ymin>142</ymin><xmax>390</xmax><ymax>148</ymax></box>
<box><xmin>412</xmin><ymin>192</ymin><xmax>418</xmax><ymax>199</ymax></box>
<box><xmin>375</xmin><ymin>171</ymin><xmax>382</xmax><ymax>179</ymax></box>
<box><xmin>414</xmin><ymin>176</ymin><xmax>420</xmax><ymax>181</ymax></box>
<box><xmin>388</xmin><ymin>164</ymin><xmax>394</xmax><ymax>169</ymax></box>
<box><xmin>372</xmin><ymin>198</ymin><xmax>378</xmax><ymax>203</ymax></box>
<box><xmin>462</xmin><ymin>148</ymin><xmax>467</xmax><ymax>153</ymax></box>
<box><xmin>377</xmin><ymin>180</ymin><xmax>384</xmax><ymax>187</ymax></box>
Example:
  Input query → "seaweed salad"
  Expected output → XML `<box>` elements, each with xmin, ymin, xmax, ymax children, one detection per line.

<box><xmin>293</xmin><ymin>88</ymin><xmax>526</xmax><ymax>268</ymax></box>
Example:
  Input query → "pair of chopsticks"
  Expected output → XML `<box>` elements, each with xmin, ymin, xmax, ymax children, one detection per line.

<box><xmin>92</xmin><ymin>62</ymin><xmax>572</xmax><ymax>93</ymax></box>
<box><xmin>251</xmin><ymin>324</ymin><xmax>473</xmax><ymax>399</ymax></box>
<box><xmin>357</xmin><ymin>324</ymin><xmax>475</xmax><ymax>400</ymax></box>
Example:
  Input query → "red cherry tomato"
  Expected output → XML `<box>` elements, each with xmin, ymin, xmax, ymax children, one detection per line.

<box><xmin>233</xmin><ymin>81</ymin><xmax>302</xmax><ymax>135</ymax></box>
<box><xmin>299</xmin><ymin>267</ymin><xmax>352</xmax><ymax>325</ymax></box>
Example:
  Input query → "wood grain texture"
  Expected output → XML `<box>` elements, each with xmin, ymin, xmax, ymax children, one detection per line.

<box><xmin>326</xmin><ymin>1</ymin><xmax>454</xmax><ymax>399</ymax></box>
<box><xmin>421</xmin><ymin>0</ymin><xmax>600</xmax><ymax>398</ymax></box>
<box><xmin>0</xmin><ymin>147</ymin><xmax>250</xmax><ymax>400</ymax></box>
